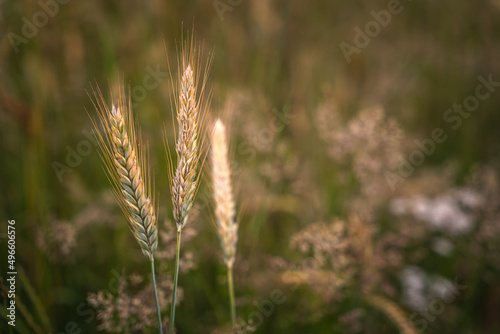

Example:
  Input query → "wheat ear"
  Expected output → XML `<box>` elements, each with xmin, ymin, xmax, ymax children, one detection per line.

<box><xmin>166</xmin><ymin>40</ymin><xmax>211</xmax><ymax>331</ymax></box>
<box><xmin>90</xmin><ymin>85</ymin><xmax>162</xmax><ymax>333</ymax></box>
<box><xmin>211</xmin><ymin>119</ymin><xmax>238</xmax><ymax>327</ymax></box>
<box><xmin>171</xmin><ymin>63</ymin><xmax>199</xmax><ymax>230</ymax></box>
<box><xmin>91</xmin><ymin>86</ymin><xmax>158</xmax><ymax>259</ymax></box>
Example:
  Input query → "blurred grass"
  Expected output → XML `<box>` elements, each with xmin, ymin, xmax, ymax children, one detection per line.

<box><xmin>1</xmin><ymin>0</ymin><xmax>500</xmax><ymax>333</ymax></box>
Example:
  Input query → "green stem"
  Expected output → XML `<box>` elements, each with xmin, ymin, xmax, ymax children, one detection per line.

<box><xmin>227</xmin><ymin>264</ymin><xmax>236</xmax><ymax>329</ymax></box>
<box><xmin>150</xmin><ymin>259</ymin><xmax>163</xmax><ymax>334</ymax></box>
<box><xmin>170</xmin><ymin>229</ymin><xmax>182</xmax><ymax>334</ymax></box>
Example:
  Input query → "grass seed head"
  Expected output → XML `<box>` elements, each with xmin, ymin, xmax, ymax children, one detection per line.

<box><xmin>211</xmin><ymin>119</ymin><xmax>238</xmax><ymax>268</ymax></box>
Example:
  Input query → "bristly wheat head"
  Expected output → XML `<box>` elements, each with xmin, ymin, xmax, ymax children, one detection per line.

<box><xmin>166</xmin><ymin>38</ymin><xmax>212</xmax><ymax>231</ymax></box>
<box><xmin>211</xmin><ymin>119</ymin><xmax>238</xmax><ymax>268</ymax></box>
<box><xmin>165</xmin><ymin>34</ymin><xmax>212</xmax><ymax>333</ymax></box>
<box><xmin>172</xmin><ymin>64</ymin><xmax>198</xmax><ymax>230</ymax></box>
<box><xmin>90</xmin><ymin>84</ymin><xmax>158</xmax><ymax>260</ymax></box>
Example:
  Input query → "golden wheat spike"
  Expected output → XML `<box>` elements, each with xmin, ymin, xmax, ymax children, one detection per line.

<box><xmin>90</xmin><ymin>84</ymin><xmax>158</xmax><ymax>260</ymax></box>
<box><xmin>171</xmin><ymin>64</ymin><xmax>200</xmax><ymax>230</ymax></box>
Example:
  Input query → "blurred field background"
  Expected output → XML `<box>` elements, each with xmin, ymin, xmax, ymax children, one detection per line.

<box><xmin>2</xmin><ymin>0</ymin><xmax>500</xmax><ymax>333</ymax></box>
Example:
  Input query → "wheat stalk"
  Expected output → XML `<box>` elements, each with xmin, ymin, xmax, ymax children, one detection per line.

<box><xmin>165</xmin><ymin>37</ymin><xmax>211</xmax><ymax>333</ymax></box>
<box><xmin>90</xmin><ymin>84</ymin><xmax>162</xmax><ymax>333</ymax></box>
<box><xmin>169</xmin><ymin>63</ymin><xmax>200</xmax><ymax>334</ymax></box>
<box><xmin>211</xmin><ymin>119</ymin><xmax>238</xmax><ymax>327</ymax></box>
